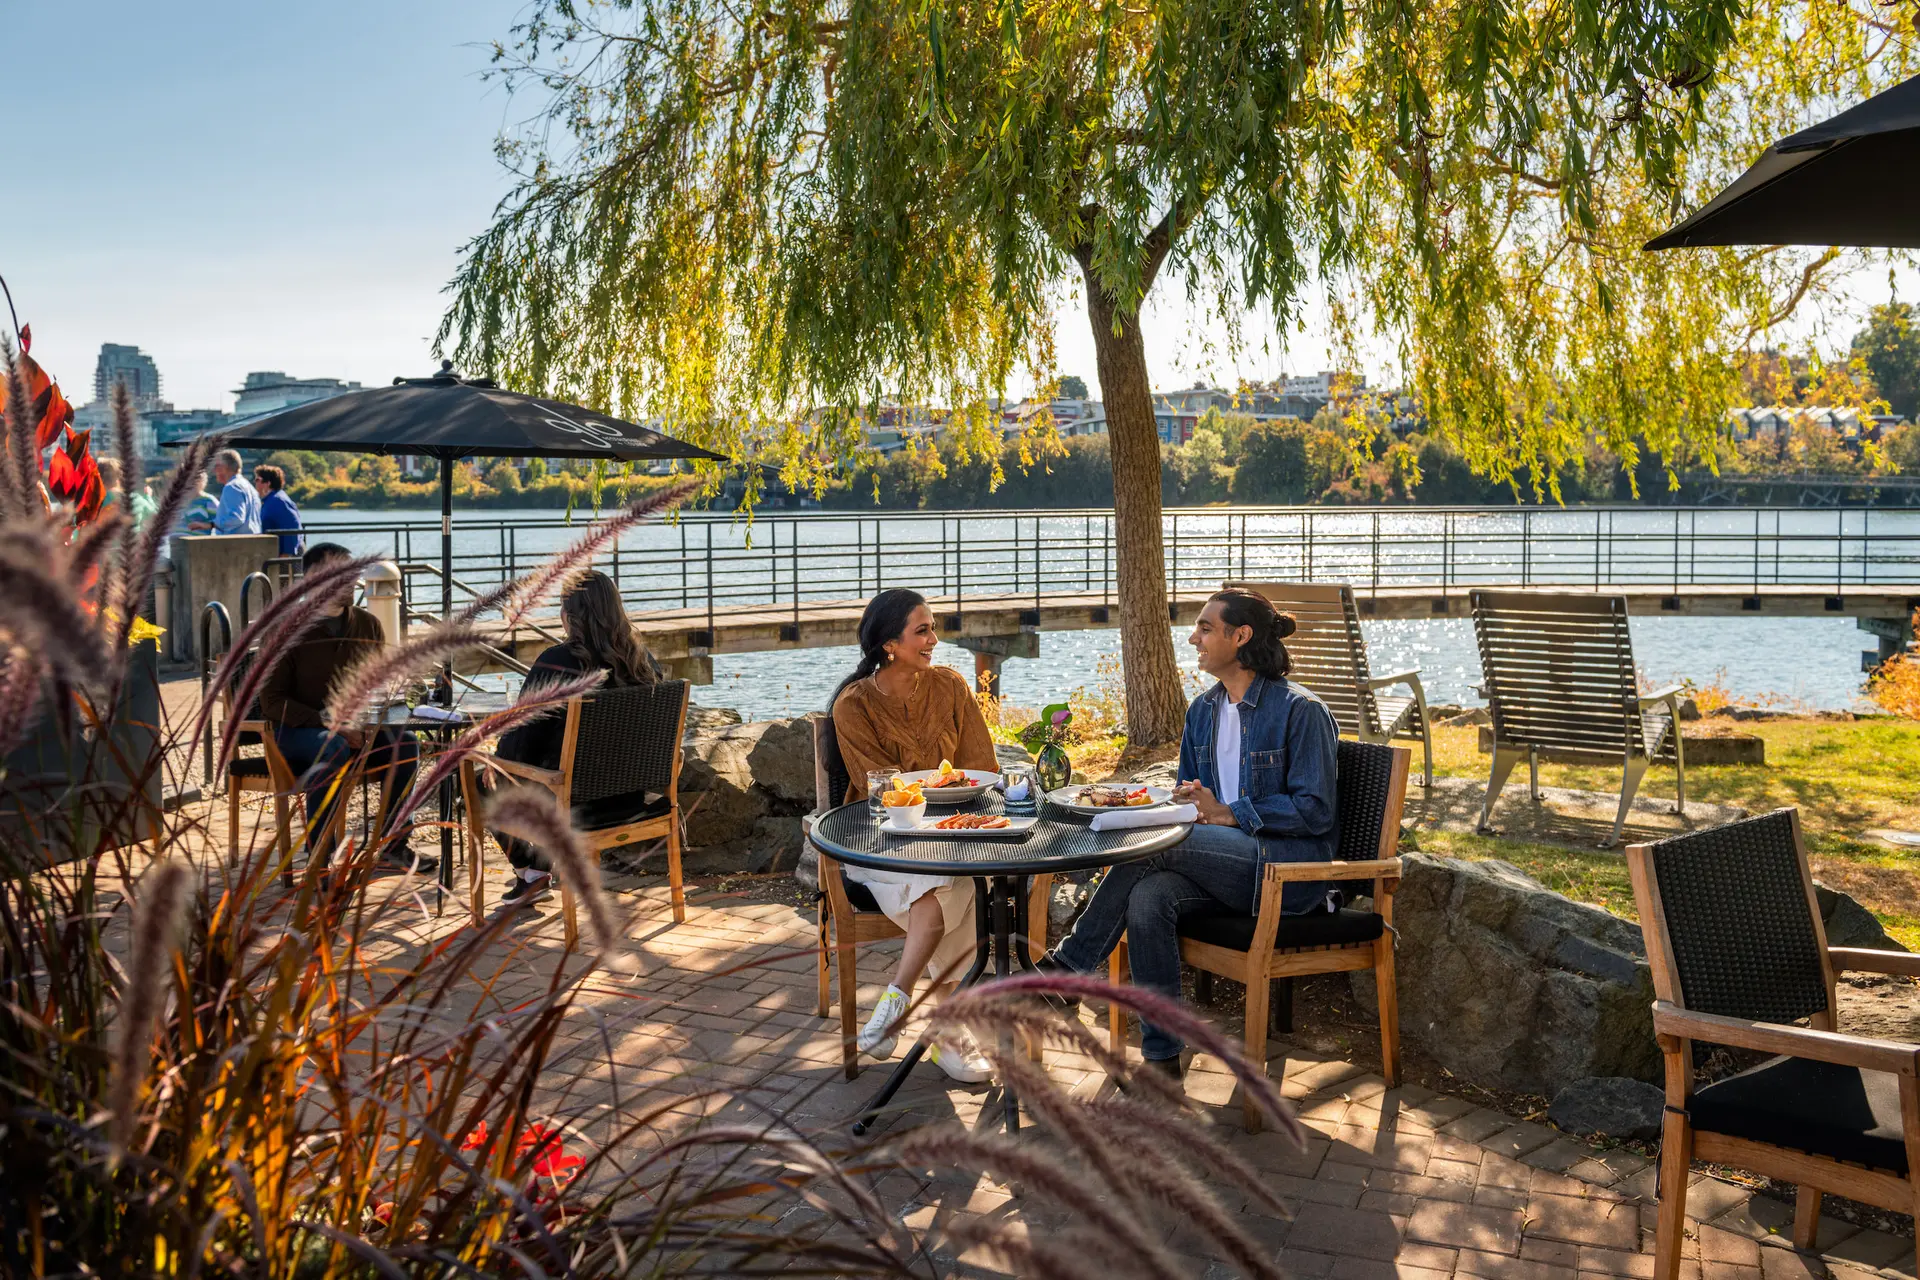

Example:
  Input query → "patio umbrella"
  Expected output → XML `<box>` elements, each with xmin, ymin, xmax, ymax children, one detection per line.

<box><xmin>165</xmin><ymin>361</ymin><xmax>727</xmax><ymax>631</ymax></box>
<box><xmin>1645</xmin><ymin>72</ymin><xmax>1920</xmax><ymax>250</ymax></box>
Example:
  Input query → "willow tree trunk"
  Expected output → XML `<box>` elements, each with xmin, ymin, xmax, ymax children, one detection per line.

<box><xmin>1085</xmin><ymin>276</ymin><xmax>1186</xmax><ymax>747</ymax></box>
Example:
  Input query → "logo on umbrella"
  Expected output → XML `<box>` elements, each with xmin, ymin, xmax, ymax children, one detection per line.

<box><xmin>543</xmin><ymin>415</ymin><xmax>643</xmax><ymax>449</ymax></box>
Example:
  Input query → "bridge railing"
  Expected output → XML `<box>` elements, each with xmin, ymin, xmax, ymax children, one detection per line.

<box><xmin>298</xmin><ymin>505</ymin><xmax>1920</xmax><ymax>631</ymax></box>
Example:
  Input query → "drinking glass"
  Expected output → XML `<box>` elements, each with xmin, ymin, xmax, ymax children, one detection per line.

<box><xmin>866</xmin><ymin>770</ymin><xmax>895</xmax><ymax>818</ymax></box>
<box><xmin>1000</xmin><ymin>763</ymin><xmax>1038</xmax><ymax>816</ymax></box>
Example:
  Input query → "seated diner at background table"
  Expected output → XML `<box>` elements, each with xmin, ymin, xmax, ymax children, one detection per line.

<box><xmin>831</xmin><ymin>587</ymin><xmax>1000</xmax><ymax>1083</ymax></box>
<box><xmin>258</xmin><ymin>541</ymin><xmax>429</xmax><ymax>874</ymax></box>
<box><xmin>484</xmin><ymin>569</ymin><xmax>665</xmax><ymax>909</ymax></box>
<box><xmin>1036</xmin><ymin>586</ymin><xmax>1340</xmax><ymax>1079</ymax></box>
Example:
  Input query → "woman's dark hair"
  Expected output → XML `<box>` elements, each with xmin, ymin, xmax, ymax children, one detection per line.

<box><xmin>831</xmin><ymin>588</ymin><xmax>928</xmax><ymax>707</ymax></box>
<box><xmin>1207</xmin><ymin>587</ymin><xmax>1296</xmax><ymax>681</ymax></box>
<box><xmin>560</xmin><ymin>569</ymin><xmax>657</xmax><ymax>687</ymax></box>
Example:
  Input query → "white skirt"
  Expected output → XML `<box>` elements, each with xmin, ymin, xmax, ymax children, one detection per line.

<box><xmin>844</xmin><ymin>868</ymin><xmax>979</xmax><ymax>983</ymax></box>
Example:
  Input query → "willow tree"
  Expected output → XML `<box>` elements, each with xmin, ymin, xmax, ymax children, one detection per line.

<box><xmin>443</xmin><ymin>0</ymin><xmax>1909</xmax><ymax>745</ymax></box>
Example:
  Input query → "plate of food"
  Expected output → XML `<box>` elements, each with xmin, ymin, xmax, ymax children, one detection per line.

<box><xmin>1044</xmin><ymin>783</ymin><xmax>1174</xmax><ymax>816</ymax></box>
<box><xmin>893</xmin><ymin>761</ymin><xmax>997</xmax><ymax>804</ymax></box>
<box><xmin>884</xmin><ymin>812</ymin><xmax>1038</xmax><ymax>839</ymax></box>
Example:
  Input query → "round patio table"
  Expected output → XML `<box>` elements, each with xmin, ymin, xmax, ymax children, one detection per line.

<box><xmin>361</xmin><ymin>689</ymin><xmax>512</xmax><ymax>901</ymax></box>
<box><xmin>810</xmin><ymin>794</ymin><xmax>1190</xmax><ymax>1136</ymax></box>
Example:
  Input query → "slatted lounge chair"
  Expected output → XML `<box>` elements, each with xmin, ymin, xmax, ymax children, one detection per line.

<box><xmin>1627</xmin><ymin>809</ymin><xmax>1919</xmax><ymax>1279</ymax></box>
<box><xmin>1471</xmin><ymin>589</ymin><xmax>1685</xmax><ymax>848</ymax></box>
<box><xmin>1228</xmin><ymin>581</ymin><xmax>1432</xmax><ymax>786</ymax></box>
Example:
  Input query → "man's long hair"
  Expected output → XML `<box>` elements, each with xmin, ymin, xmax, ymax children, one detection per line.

<box><xmin>1208</xmin><ymin>587</ymin><xmax>1296</xmax><ymax>681</ymax></box>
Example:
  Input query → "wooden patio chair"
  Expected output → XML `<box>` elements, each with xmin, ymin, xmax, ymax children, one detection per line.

<box><xmin>807</xmin><ymin>713</ymin><xmax>1050</xmax><ymax>1079</ymax></box>
<box><xmin>1626</xmin><ymin>809</ymin><xmax>1919</xmax><ymax>1279</ymax></box>
<box><xmin>219</xmin><ymin>646</ymin><xmax>359</xmax><ymax>875</ymax></box>
<box><xmin>460</xmin><ymin>679</ymin><xmax>691</xmax><ymax>942</ymax></box>
<box><xmin>1230</xmin><ymin>581</ymin><xmax>1433</xmax><ymax>786</ymax></box>
<box><xmin>1108</xmin><ymin>739</ymin><xmax>1412</xmax><ymax>1132</ymax></box>
<box><xmin>1470</xmin><ymin>589</ymin><xmax>1686</xmax><ymax>848</ymax></box>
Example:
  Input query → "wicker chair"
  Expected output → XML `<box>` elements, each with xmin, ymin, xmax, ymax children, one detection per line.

<box><xmin>1627</xmin><ymin>810</ymin><xmax>1920</xmax><ymax>1278</ymax></box>
<box><xmin>807</xmin><ymin>713</ymin><xmax>1051</xmax><ymax>1079</ymax></box>
<box><xmin>1110</xmin><ymin>739</ymin><xmax>1411</xmax><ymax>1132</ymax></box>
<box><xmin>460</xmin><ymin>680</ymin><xmax>691</xmax><ymax>941</ymax></box>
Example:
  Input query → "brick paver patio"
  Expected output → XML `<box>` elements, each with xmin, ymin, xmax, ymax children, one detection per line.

<box><xmin>285</xmin><ymin>834</ymin><xmax>1913</xmax><ymax>1280</ymax></box>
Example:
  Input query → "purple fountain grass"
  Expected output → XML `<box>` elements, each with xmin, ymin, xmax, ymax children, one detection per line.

<box><xmin>454</xmin><ymin>477</ymin><xmax>702</xmax><ymax>627</ymax></box>
<box><xmin>189</xmin><ymin>554</ymin><xmax>379</xmax><ymax>766</ymax></box>
<box><xmin>107</xmin><ymin>385</ymin><xmax>142</xmax><ymax>632</ymax></box>
<box><xmin>108</xmin><ymin>858</ymin><xmax>192</xmax><ymax>1154</ymax></box>
<box><xmin>885</xmin><ymin>1127</ymin><xmax>1185</xmax><ymax>1275</ymax></box>
<box><xmin>937</xmin><ymin>972</ymin><xmax>1301</xmax><ymax>1142</ymax></box>
<box><xmin>0</xmin><ymin>535</ymin><xmax>116</xmax><ymax>691</ymax></box>
<box><xmin>0</xmin><ymin>338</ymin><xmax>37</xmax><ymax>519</ymax></box>
<box><xmin>934</xmin><ymin>1217</ymin><xmax>1149</xmax><ymax>1280</ymax></box>
<box><xmin>1084</xmin><ymin>1094</ymin><xmax>1291</xmax><ymax>1219</ymax></box>
<box><xmin>485</xmin><ymin>785</ymin><xmax>622</xmax><ymax>960</ymax></box>
<box><xmin>119</xmin><ymin>434</ymin><xmax>215</xmax><ymax>650</ymax></box>
<box><xmin>377</xmin><ymin>670</ymin><xmax>606</xmax><ymax>833</ymax></box>
<box><xmin>0</xmin><ymin>646</ymin><xmax>43</xmax><ymax>758</ymax></box>
<box><xmin>321</xmin><ymin>622</ymin><xmax>485</xmax><ymax>732</ymax></box>
<box><xmin>991</xmin><ymin>1054</ymin><xmax>1286</xmax><ymax>1280</ymax></box>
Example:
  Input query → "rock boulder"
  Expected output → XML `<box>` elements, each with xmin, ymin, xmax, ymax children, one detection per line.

<box><xmin>1814</xmin><ymin>881</ymin><xmax>1909</xmax><ymax>952</ymax></box>
<box><xmin>673</xmin><ymin>717</ymin><xmax>815</xmax><ymax>874</ymax></box>
<box><xmin>1350</xmin><ymin>853</ymin><xmax>1661</xmax><ymax>1096</ymax></box>
<box><xmin>1548</xmin><ymin>1076</ymin><xmax>1666</xmax><ymax>1141</ymax></box>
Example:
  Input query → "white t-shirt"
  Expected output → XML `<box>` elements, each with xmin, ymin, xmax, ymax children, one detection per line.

<box><xmin>1215</xmin><ymin>695</ymin><xmax>1243</xmax><ymax>806</ymax></box>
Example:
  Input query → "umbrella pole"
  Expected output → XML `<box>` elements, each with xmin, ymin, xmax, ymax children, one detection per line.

<box><xmin>438</xmin><ymin>460</ymin><xmax>454</xmax><ymax>898</ymax></box>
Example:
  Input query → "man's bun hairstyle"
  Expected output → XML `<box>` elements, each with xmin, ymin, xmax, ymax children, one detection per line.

<box><xmin>1208</xmin><ymin>587</ymin><xmax>1295</xmax><ymax>680</ymax></box>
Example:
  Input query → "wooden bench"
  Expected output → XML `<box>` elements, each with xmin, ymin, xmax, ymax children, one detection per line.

<box><xmin>1229</xmin><ymin>581</ymin><xmax>1432</xmax><ymax>785</ymax></box>
<box><xmin>1470</xmin><ymin>589</ymin><xmax>1685</xmax><ymax>848</ymax></box>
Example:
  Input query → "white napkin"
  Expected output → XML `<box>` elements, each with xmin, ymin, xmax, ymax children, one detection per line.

<box><xmin>410</xmin><ymin>704</ymin><xmax>464</xmax><ymax>722</ymax></box>
<box><xmin>1089</xmin><ymin>803</ymin><xmax>1198</xmax><ymax>833</ymax></box>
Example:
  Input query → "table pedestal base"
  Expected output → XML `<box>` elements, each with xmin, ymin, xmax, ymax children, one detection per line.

<box><xmin>850</xmin><ymin>873</ymin><xmax>1039</xmax><ymax>1137</ymax></box>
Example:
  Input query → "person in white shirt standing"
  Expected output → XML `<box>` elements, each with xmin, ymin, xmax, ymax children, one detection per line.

<box><xmin>189</xmin><ymin>448</ymin><xmax>260</xmax><ymax>535</ymax></box>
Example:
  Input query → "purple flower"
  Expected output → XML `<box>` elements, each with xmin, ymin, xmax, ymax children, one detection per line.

<box><xmin>1050</xmin><ymin>708</ymin><xmax>1070</xmax><ymax>726</ymax></box>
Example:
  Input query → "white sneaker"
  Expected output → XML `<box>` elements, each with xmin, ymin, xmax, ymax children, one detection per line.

<box><xmin>858</xmin><ymin>987</ymin><xmax>909</xmax><ymax>1058</ymax></box>
<box><xmin>928</xmin><ymin>1029</ymin><xmax>994</xmax><ymax>1084</ymax></box>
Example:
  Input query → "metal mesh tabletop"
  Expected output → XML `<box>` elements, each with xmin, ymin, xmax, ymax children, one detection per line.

<box><xmin>812</xmin><ymin>795</ymin><xmax>1189</xmax><ymax>877</ymax></box>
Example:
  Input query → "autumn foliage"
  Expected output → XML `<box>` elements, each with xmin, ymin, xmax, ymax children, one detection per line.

<box><xmin>0</xmin><ymin>324</ymin><xmax>103</xmax><ymax>525</ymax></box>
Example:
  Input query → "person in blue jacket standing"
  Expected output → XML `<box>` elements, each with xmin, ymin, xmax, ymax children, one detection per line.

<box><xmin>254</xmin><ymin>463</ymin><xmax>304</xmax><ymax>556</ymax></box>
<box><xmin>1038</xmin><ymin>586</ymin><xmax>1340</xmax><ymax>1077</ymax></box>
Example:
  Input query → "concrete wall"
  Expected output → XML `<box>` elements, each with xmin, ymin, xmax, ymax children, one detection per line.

<box><xmin>168</xmin><ymin>535</ymin><xmax>279</xmax><ymax>663</ymax></box>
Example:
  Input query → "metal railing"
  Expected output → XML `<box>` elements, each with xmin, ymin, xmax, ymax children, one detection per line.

<box><xmin>298</xmin><ymin>505</ymin><xmax>1920</xmax><ymax>631</ymax></box>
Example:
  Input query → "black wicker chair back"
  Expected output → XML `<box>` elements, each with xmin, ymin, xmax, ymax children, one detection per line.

<box><xmin>812</xmin><ymin>714</ymin><xmax>849</xmax><ymax>810</ymax></box>
<box><xmin>1647</xmin><ymin>809</ymin><xmax>1829</xmax><ymax>1024</ymax></box>
<box><xmin>568</xmin><ymin>680</ymin><xmax>689</xmax><ymax>806</ymax></box>
<box><xmin>1331</xmin><ymin>739</ymin><xmax>1400</xmax><ymax>899</ymax></box>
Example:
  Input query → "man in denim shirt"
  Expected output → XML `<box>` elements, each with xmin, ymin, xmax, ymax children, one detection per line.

<box><xmin>1041</xmin><ymin>587</ymin><xmax>1339</xmax><ymax>1076</ymax></box>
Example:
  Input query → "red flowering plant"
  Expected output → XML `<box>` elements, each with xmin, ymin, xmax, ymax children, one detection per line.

<box><xmin>0</xmin><ymin>316</ymin><xmax>103</xmax><ymax>528</ymax></box>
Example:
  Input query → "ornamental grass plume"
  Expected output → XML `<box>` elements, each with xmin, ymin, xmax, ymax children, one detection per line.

<box><xmin>0</xmin><ymin>336</ymin><xmax>39</xmax><ymax>518</ymax></box>
<box><xmin>106</xmin><ymin>858</ymin><xmax>191</xmax><ymax>1154</ymax></box>
<box><xmin>321</xmin><ymin>621</ymin><xmax>486</xmax><ymax>732</ymax></box>
<box><xmin>486</xmin><ymin>784</ymin><xmax>623</xmax><ymax>960</ymax></box>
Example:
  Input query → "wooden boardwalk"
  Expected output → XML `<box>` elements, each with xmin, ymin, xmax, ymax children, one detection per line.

<box><xmin>459</xmin><ymin>583</ymin><xmax>1920</xmax><ymax>684</ymax></box>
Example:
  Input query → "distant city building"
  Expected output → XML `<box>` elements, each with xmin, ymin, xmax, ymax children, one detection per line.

<box><xmin>147</xmin><ymin>408</ymin><xmax>229</xmax><ymax>449</ymax></box>
<box><xmin>93</xmin><ymin>344</ymin><xmax>164</xmax><ymax>408</ymax></box>
<box><xmin>230</xmin><ymin>370</ymin><xmax>365</xmax><ymax>421</ymax></box>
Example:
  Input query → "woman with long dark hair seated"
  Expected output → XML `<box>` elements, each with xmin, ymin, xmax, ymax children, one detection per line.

<box><xmin>491</xmin><ymin>569</ymin><xmax>661</xmax><ymax>909</ymax></box>
<box><xmin>830</xmin><ymin>588</ymin><xmax>999</xmax><ymax>1083</ymax></box>
<box><xmin>1039</xmin><ymin>587</ymin><xmax>1340</xmax><ymax>1079</ymax></box>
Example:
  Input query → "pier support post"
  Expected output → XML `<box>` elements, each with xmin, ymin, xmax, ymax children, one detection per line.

<box><xmin>952</xmin><ymin>633</ymin><xmax>1041</xmax><ymax>697</ymax></box>
<box><xmin>662</xmin><ymin>655</ymin><xmax>713</xmax><ymax>685</ymax></box>
<box><xmin>1860</xmin><ymin>615</ymin><xmax>1916</xmax><ymax>672</ymax></box>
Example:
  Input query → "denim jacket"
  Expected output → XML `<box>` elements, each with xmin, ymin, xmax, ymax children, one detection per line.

<box><xmin>1178</xmin><ymin>675</ymin><xmax>1340</xmax><ymax>869</ymax></box>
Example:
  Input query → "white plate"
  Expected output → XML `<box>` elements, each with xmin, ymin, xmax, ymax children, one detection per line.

<box><xmin>1045</xmin><ymin>784</ymin><xmax>1175</xmax><ymax>816</ymax></box>
<box><xmin>893</xmin><ymin>768</ymin><xmax>998</xmax><ymax>805</ymax></box>
<box><xmin>884</xmin><ymin>815</ymin><xmax>1038</xmax><ymax>838</ymax></box>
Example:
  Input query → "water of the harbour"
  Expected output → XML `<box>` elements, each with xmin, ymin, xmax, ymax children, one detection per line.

<box><xmin>305</xmin><ymin>506</ymin><xmax>1917</xmax><ymax>722</ymax></box>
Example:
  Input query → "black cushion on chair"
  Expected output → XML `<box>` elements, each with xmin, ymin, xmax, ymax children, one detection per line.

<box><xmin>1690</xmin><ymin>1056</ymin><xmax>1909</xmax><ymax>1175</ymax></box>
<box><xmin>838</xmin><ymin>868</ymin><xmax>882</xmax><ymax>913</ymax></box>
<box><xmin>228</xmin><ymin>757</ymin><xmax>272</xmax><ymax>779</ymax></box>
<box><xmin>1179</xmin><ymin>908</ymin><xmax>1384</xmax><ymax>952</ymax></box>
<box><xmin>574</xmin><ymin>791</ymin><xmax>671</xmax><ymax>831</ymax></box>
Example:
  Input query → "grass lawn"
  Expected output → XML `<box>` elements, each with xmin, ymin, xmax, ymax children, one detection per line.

<box><xmin>1418</xmin><ymin>717</ymin><xmax>1920</xmax><ymax>949</ymax></box>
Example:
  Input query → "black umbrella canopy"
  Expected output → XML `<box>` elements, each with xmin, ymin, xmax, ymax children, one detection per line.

<box><xmin>1646</xmin><ymin>73</ymin><xmax>1920</xmax><ymax>250</ymax></box>
<box><xmin>170</xmin><ymin>363</ymin><xmax>727</xmax><ymax>463</ymax></box>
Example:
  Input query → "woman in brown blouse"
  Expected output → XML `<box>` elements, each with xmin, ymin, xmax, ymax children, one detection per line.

<box><xmin>832</xmin><ymin>589</ymin><xmax>999</xmax><ymax>1083</ymax></box>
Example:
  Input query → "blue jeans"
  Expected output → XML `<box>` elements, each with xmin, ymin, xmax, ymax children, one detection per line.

<box><xmin>1053</xmin><ymin>824</ymin><xmax>1334</xmax><ymax>1061</ymax></box>
<box><xmin>275</xmin><ymin>726</ymin><xmax>419</xmax><ymax>853</ymax></box>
